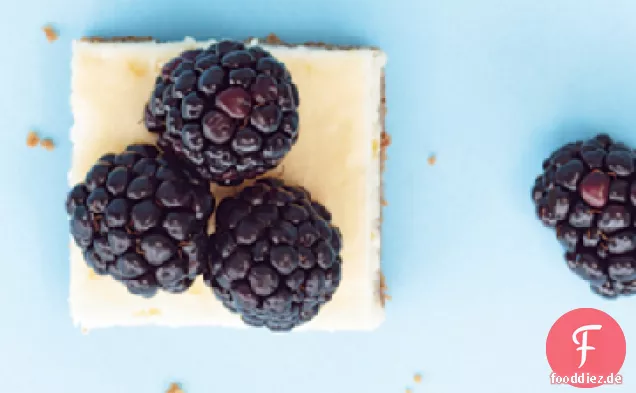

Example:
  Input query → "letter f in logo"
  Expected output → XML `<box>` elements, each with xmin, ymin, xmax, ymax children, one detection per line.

<box><xmin>572</xmin><ymin>324</ymin><xmax>603</xmax><ymax>368</ymax></box>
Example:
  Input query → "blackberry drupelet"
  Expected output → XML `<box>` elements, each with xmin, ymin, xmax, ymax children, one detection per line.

<box><xmin>533</xmin><ymin>133</ymin><xmax>636</xmax><ymax>298</ymax></box>
<box><xmin>203</xmin><ymin>178</ymin><xmax>343</xmax><ymax>331</ymax></box>
<box><xmin>66</xmin><ymin>144</ymin><xmax>215</xmax><ymax>298</ymax></box>
<box><xmin>144</xmin><ymin>40</ymin><xmax>300</xmax><ymax>186</ymax></box>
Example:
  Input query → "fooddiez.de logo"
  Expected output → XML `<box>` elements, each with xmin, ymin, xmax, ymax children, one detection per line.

<box><xmin>546</xmin><ymin>308</ymin><xmax>626</xmax><ymax>388</ymax></box>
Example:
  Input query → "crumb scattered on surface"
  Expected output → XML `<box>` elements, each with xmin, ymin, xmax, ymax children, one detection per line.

<box><xmin>381</xmin><ymin>197</ymin><xmax>388</xmax><ymax>207</ymax></box>
<box><xmin>81</xmin><ymin>327</ymin><xmax>90</xmax><ymax>335</ymax></box>
<box><xmin>42</xmin><ymin>25</ymin><xmax>58</xmax><ymax>42</ymax></box>
<box><xmin>427</xmin><ymin>154</ymin><xmax>436</xmax><ymax>166</ymax></box>
<box><xmin>414</xmin><ymin>373</ymin><xmax>422</xmax><ymax>383</ymax></box>
<box><xmin>406</xmin><ymin>388</ymin><xmax>412</xmax><ymax>393</ymax></box>
<box><xmin>40</xmin><ymin>138</ymin><xmax>55</xmax><ymax>151</ymax></box>
<box><xmin>166</xmin><ymin>383</ymin><xmax>184</xmax><ymax>393</ymax></box>
<box><xmin>26</xmin><ymin>131</ymin><xmax>40</xmax><ymax>147</ymax></box>
<box><xmin>379</xmin><ymin>271</ymin><xmax>391</xmax><ymax>306</ymax></box>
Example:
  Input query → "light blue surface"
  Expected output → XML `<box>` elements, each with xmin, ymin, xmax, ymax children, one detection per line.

<box><xmin>1</xmin><ymin>1</ymin><xmax>636</xmax><ymax>392</ymax></box>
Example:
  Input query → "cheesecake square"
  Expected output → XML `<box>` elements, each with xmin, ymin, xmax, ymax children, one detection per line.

<box><xmin>69</xmin><ymin>36</ymin><xmax>387</xmax><ymax>331</ymax></box>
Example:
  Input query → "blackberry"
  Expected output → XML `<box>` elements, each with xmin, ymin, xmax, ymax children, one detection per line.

<box><xmin>144</xmin><ymin>40</ymin><xmax>300</xmax><ymax>186</ymax></box>
<box><xmin>533</xmin><ymin>133</ymin><xmax>636</xmax><ymax>298</ymax></box>
<box><xmin>66</xmin><ymin>144</ymin><xmax>215</xmax><ymax>298</ymax></box>
<box><xmin>203</xmin><ymin>178</ymin><xmax>343</xmax><ymax>331</ymax></box>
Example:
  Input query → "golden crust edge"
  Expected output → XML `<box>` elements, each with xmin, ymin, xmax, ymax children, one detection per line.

<box><xmin>79</xmin><ymin>33</ymin><xmax>379</xmax><ymax>50</ymax></box>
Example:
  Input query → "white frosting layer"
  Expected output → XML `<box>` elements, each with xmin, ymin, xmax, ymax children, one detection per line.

<box><xmin>69</xmin><ymin>37</ymin><xmax>386</xmax><ymax>331</ymax></box>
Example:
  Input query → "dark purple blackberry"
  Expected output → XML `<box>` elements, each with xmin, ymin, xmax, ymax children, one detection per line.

<box><xmin>66</xmin><ymin>144</ymin><xmax>215</xmax><ymax>298</ymax></box>
<box><xmin>203</xmin><ymin>178</ymin><xmax>342</xmax><ymax>331</ymax></box>
<box><xmin>533</xmin><ymin>134</ymin><xmax>636</xmax><ymax>298</ymax></box>
<box><xmin>144</xmin><ymin>40</ymin><xmax>300</xmax><ymax>186</ymax></box>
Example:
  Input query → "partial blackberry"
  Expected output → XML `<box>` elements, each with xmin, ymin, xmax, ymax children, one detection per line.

<box><xmin>66</xmin><ymin>144</ymin><xmax>215</xmax><ymax>298</ymax></box>
<box><xmin>144</xmin><ymin>40</ymin><xmax>300</xmax><ymax>186</ymax></box>
<box><xmin>533</xmin><ymin>133</ymin><xmax>636</xmax><ymax>298</ymax></box>
<box><xmin>203</xmin><ymin>178</ymin><xmax>343</xmax><ymax>331</ymax></box>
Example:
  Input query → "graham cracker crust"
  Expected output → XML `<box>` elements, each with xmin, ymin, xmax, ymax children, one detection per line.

<box><xmin>258</xmin><ymin>33</ymin><xmax>380</xmax><ymax>51</ymax></box>
<box><xmin>80</xmin><ymin>36</ymin><xmax>153</xmax><ymax>43</ymax></box>
<box><xmin>81</xmin><ymin>33</ymin><xmax>379</xmax><ymax>50</ymax></box>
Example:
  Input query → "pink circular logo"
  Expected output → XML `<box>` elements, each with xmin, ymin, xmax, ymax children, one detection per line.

<box><xmin>546</xmin><ymin>308</ymin><xmax>626</xmax><ymax>388</ymax></box>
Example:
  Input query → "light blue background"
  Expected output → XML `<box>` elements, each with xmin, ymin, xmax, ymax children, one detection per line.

<box><xmin>1</xmin><ymin>1</ymin><xmax>635</xmax><ymax>392</ymax></box>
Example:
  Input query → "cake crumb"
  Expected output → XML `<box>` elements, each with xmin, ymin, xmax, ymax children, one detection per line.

<box><xmin>264</xmin><ymin>33</ymin><xmax>284</xmax><ymax>45</ymax></box>
<box><xmin>40</xmin><ymin>138</ymin><xmax>55</xmax><ymax>151</ymax></box>
<box><xmin>381</xmin><ymin>197</ymin><xmax>388</xmax><ymax>206</ymax></box>
<box><xmin>81</xmin><ymin>327</ymin><xmax>90</xmax><ymax>335</ymax></box>
<box><xmin>26</xmin><ymin>131</ymin><xmax>40</xmax><ymax>147</ymax></box>
<box><xmin>406</xmin><ymin>389</ymin><xmax>413</xmax><ymax>393</ymax></box>
<box><xmin>380</xmin><ymin>131</ymin><xmax>391</xmax><ymax>172</ymax></box>
<box><xmin>379</xmin><ymin>271</ymin><xmax>391</xmax><ymax>306</ymax></box>
<box><xmin>414</xmin><ymin>373</ymin><xmax>422</xmax><ymax>383</ymax></box>
<box><xmin>427</xmin><ymin>154</ymin><xmax>436</xmax><ymax>166</ymax></box>
<box><xmin>380</xmin><ymin>131</ymin><xmax>391</xmax><ymax>149</ymax></box>
<box><xmin>166</xmin><ymin>383</ymin><xmax>184</xmax><ymax>393</ymax></box>
<box><xmin>42</xmin><ymin>25</ymin><xmax>58</xmax><ymax>42</ymax></box>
